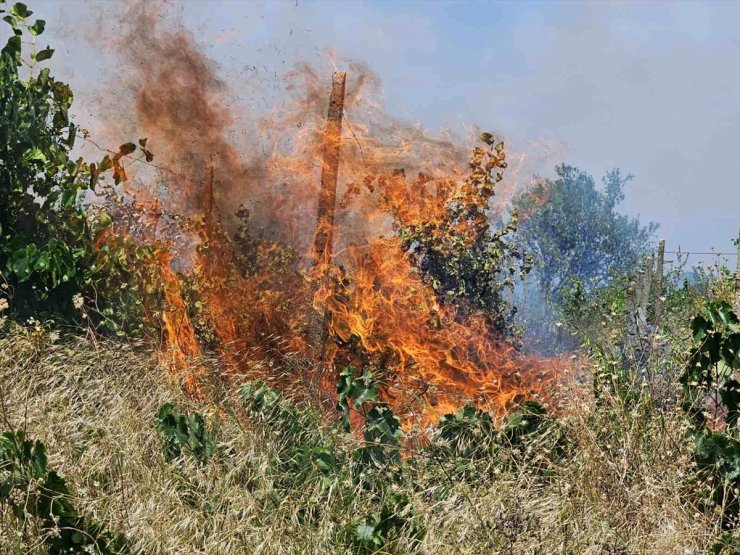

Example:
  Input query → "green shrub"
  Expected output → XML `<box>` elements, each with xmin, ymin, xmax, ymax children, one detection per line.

<box><xmin>336</xmin><ymin>365</ymin><xmax>379</xmax><ymax>432</ymax></box>
<box><xmin>436</xmin><ymin>404</ymin><xmax>495</xmax><ymax>458</ymax></box>
<box><xmin>0</xmin><ymin>429</ymin><xmax>125</xmax><ymax>554</ymax></box>
<box><xmin>379</xmin><ymin>133</ymin><xmax>528</xmax><ymax>335</ymax></box>
<box><xmin>0</xmin><ymin>2</ymin><xmax>162</xmax><ymax>334</ymax></box>
<box><xmin>336</xmin><ymin>366</ymin><xmax>403</xmax><ymax>471</ymax></box>
<box><xmin>154</xmin><ymin>403</ymin><xmax>214</xmax><ymax>465</ymax></box>
<box><xmin>240</xmin><ymin>380</ymin><xmax>283</xmax><ymax>416</ymax></box>
<box><xmin>241</xmin><ymin>380</ymin><xmax>343</xmax><ymax>488</ymax></box>
<box><xmin>680</xmin><ymin>301</ymin><xmax>740</xmax><ymax>527</ymax></box>
<box><xmin>350</xmin><ymin>492</ymin><xmax>425</xmax><ymax>554</ymax></box>
<box><xmin>501</xmin><ymin>400</ymin><xmax>548</xmax><ymax>446</ymax></box>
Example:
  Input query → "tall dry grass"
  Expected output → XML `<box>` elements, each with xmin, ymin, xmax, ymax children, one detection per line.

<box><xmin>0</xmin><ymin>320</ymin><xmax>733</xmax><ymax>554</ymax></box>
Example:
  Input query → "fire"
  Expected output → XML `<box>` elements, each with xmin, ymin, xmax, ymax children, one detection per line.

<box><xmin>316</xmin><ymin>241</ymin><xmax>543</xmax><ymax>421</ymax></box>
<box><xmin>158</xmin><ymin>251</ymin><xmax>204</xmax><ymax>395</ymax></box>
<box><xmin>92</xmin><ymin>0</ymin><xmax>569</xmax><ymax>427</ymax></box>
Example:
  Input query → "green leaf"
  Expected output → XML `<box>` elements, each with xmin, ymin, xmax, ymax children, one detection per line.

<box><xmin>2</xmin><ymin>34</ymin><xmax>21</xmax><ymax>61</ymax></box>
<box><xmin>33</xmin><ymin>47</ymin><xmax>53</xmax><ymax>62</ymax></box>
<box><xmin>155</xmin><ymin>403</ymin><xmax>213</xmax><ymax>464</ymax></box>
<box><xmin>336</xmin><ymin>366</ymin><xmax>379</xmax><ymax>432</ymax></box>
<box><xmin>9</xmin><ymin>244</ymin><xmax>38</xmax><ymax>282</ymax></box>
<box><xmin>21</xmin><ymin>147</ymin><xmax>46</xmax><ymax>164</ymax></box>
<box><xmin>11</xmin><ymin>2</ymin><xmax>31</xmax><ymax>18</ymax></box>
<box><xmin>29</xmin><ymin>18</ymin><xmax>44</xmax><ymax>35</ymax></box>
<box><xmin>2</xmin><ymin>14</ymin><xmax>18</xmax><ymax>31</ymax></box>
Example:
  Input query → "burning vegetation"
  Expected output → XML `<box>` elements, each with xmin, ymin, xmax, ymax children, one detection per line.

<box><xmin>85</xmin><ymin>2</ymin><xmax>570</xmax><ymax>426</ymax></box>
<box><xmin>3</xmin><ymin>3</ymin><xmax>740</xmax><ymax>553</ymax></box>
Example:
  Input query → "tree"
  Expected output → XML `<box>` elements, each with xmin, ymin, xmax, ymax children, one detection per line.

<box><xmin>512</xmin><ymin>164</ymin><xmax>656</xmax><ymax>301</ymax></box>
<box><xmin>378</xmin><ymin>133</ymin><xmax>528</xmax><ymax>335</ymax></box>
<box><xmin>0</xmin><ymin>2</ymin><xmax>160</xmax><ymax>332</ymax></box>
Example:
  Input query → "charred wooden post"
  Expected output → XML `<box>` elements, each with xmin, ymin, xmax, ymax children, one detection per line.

<box><xmin>625</xmin><ymin>273</ymin><xmax>637</xmax><ymax>313</ymax></box>
<box><xmin>652</xmin><ymin>240</ymin><xmax>665</xmax><ymax>323</ymax></box>
<box><xmin>309</xmin><ymin>72</ymin><xmax>347</xmax><ymax>369</ymax></box>
<box><xmin>312</xmin><ymin>72</ymin><xmax>346</xmax><ymax>264</ymax></box>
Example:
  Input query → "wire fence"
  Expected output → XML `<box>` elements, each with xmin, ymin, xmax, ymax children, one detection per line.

<box><xmin>665</xmin><ymin>251</ymin><xmax>736</xmax><ymax>256</ymax></box>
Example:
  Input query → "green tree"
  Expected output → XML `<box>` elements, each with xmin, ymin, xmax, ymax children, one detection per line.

<box><xmin>512</xmin><ymin>164</ymin><xmax>656</xmax><ymax>300</ymax></box>
<box><xmin>1</xmin><ymin>1</ymin><xmax>91</xmax><ymax>317</ymax></box>
<box><xmin>0</xmin><ymin>2</ymin><xmax>158</xmax><ymax>331</ymax></box>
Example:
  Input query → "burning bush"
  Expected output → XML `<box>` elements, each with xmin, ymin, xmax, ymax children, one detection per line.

<box><xmin>1</xmin><ymin>0</ymin><xmax>564</xmax><ymax>429</ymax></box>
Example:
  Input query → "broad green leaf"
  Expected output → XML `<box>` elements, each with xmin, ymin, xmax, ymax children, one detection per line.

<box><xmin>2</xmin><ymin>14</ymin><xmax>18</xmax><ymax>30</ymax></box>
<box><xmin>33</xmin><ymin>47</ymin><xmax>53</xmax><ymax>62</ymax></box>
<box><xmin>21</xmin><ymin>147</ymin><xmax>45</xmax><ymax>163</ymax></box>
<box><xmin>11</xmin><ymin>2</ymin><xmax>31</xmax><ymax>18</ymax></box>
<box><xmin>29</xmin><ymin>18</ymin><xmax>44</xmax><ymax>35</ymax></box>
<box><xmin>2</xmin><ymin>34</ymin><xmax>21</xmax><ymax>61</ymax></box>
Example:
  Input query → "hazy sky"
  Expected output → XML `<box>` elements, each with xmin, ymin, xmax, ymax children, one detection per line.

<box><xmin>27</xmin><ymin>0</ymin><xmax>740</xmax><ymax>263</ymax></box>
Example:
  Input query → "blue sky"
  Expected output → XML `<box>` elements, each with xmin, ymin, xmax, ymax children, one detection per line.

<box><xmin>28</xmin><ymin>0</ymin><xmax>740</xmax><ymax>263</ymax></box>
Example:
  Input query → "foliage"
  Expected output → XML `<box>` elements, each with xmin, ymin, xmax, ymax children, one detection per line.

<box><xmin>682</xmin><ymin>300</ymin><xmax>740</xmax><ymax>427</ymax></box>
<box><xmin>512</xmin><ymin>165</ymin><xmax>655</xmax><ymax>354</ymax></box>
<box><xmin>382</xmin><ymin>133</ymin><xmax>529</xmax><ymax>335</ymax></box>
<box><xmin>560</xmin><ymin>276</ymin><xmax>643</xmax><ymax>401</ymax></box>
<box><xmin>241</xmin><ymin>379</ymin><xmax>315</xmax><ymax>444</ymax></box>
<box><xmin>436</xmin><ymin>404</ymin><xmax>495</xmax><ymax>458</ymax></box>
<box><xmin>501</xmin><ymin>400</ymin><xmax>548</xmax><ymax>446</ymax></box>
<box><xmin>1</xmin><ymin>324</ymin><xmax>731</xmax><ymax>553</ymax></box>
<box><xmin>358</xmin><ymin>403</ymin><xmax>404</xmax><ymax>469</ymax></box>
<box><xmin>336</xmin><ymin>365</ymin><xmax>379</xmax><ymax>433</ymax></box>
<box><xmin>0</xmin><ymin>429</ymin><xmax>125</xmax><ymax>554</ymax></box>
<box><xmin>350</xmin><ymin>492</ymin><xmax>425</xmax><ymax>554</ymax></box>
<box><xmin>241</xmin><ymin>380</ymin><xmax>342</xmax><ymax>486</ymax></box>
<box><xmin>154</xmin><ymin>403</ymin><xmax>214</xmax><ymax>464</ymax></box>
<box><xmin>437</xmin><ymin>400</ymin><xmax>550</xmax><ymax>453</ymax></box>
<box><xmin>512</xmin><ymin>165</ymin><xmax>657</xmax><ymax>299</ymax></box>
<box><xmin>337</xmin><ymin>366</ymin><xmax>403</xmax><ymax>469</ymax></box>
<box><xmin>0</xmin><ymin>3</ymin><xmax>161</xmax><ymax>333</ymax></box>
<box><xmin>680</xmin><ymin>301</ymin><xmax>740</xmax><ymax>527</ymax></box>
<box><xmin>240</xmin><ymin>380</ymin><xmax>283</xmax><ymax>416</ymax></box>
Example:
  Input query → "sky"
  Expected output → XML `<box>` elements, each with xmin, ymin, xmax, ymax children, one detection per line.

<box><xmin>24</xmin><ymin>0</ymin><xmax>740</xmax><ymax>264</ymax></box>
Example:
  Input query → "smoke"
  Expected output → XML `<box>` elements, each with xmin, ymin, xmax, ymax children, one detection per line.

<box><xmin>80</xmin><ymin>0</ymin><xmax>572</xmax><ymax>419</ymax></box>
<box><xmin>101</xmin><ymin>0</ymin><xmax>535</xmax><ymax>260</ymax></box>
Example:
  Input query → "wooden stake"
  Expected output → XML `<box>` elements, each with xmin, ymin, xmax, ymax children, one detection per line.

<box><xmin>652</xmin><ymin>240</ymin><xmax>665</xmax><ymax>323</ymax></box>
<box><xmin>312</xmin><ymin>72</ymin><xmax>346</xmax><ymax>264</ymax></box>
<box><xmin>640</xmin><ymin>255</ymin><xmax>653</xmax><ymax>312</ymax></box>
<box><xmin>309</xmin><ymin>72</ymin><xmax>346</xmax><ymax>369</ymax></box>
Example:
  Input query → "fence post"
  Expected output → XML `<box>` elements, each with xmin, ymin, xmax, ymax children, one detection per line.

<box><xmin>308</xmin><ymin>72</ymin><xmax>347</xmax><ymax>388</ymax></box>
<box><xmin>652</xmin><ymin>240</ymin><xmax>665</xmax><ymax>323</ymax></box>
<box><xmin>639</xmin><ymin>255</ymin><xmax>653</xmax><ymax>313</ymax></box>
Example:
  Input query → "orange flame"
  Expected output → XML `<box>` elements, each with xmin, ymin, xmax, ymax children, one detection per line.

<box><xmin>94</xmin><ymin>0</ymin><xmax>571</xmax><ymax>426</ymax></box>
<box><xmin>313</xmin><ymin>240</ymin><xmax>555</xmax><ymax>424</ymax></box>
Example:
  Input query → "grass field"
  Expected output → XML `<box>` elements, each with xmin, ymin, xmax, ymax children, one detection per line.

<box><xmin>1</xmin><ymin>317</ymin><xmax>733</xmax><ymax>554</ymax></box>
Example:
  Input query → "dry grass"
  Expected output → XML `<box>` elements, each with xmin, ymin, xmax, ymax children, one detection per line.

<box><xmin>0</xmin><ymin>321</ymin><xmax>735</xmax><ymax>554</ymax></box>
